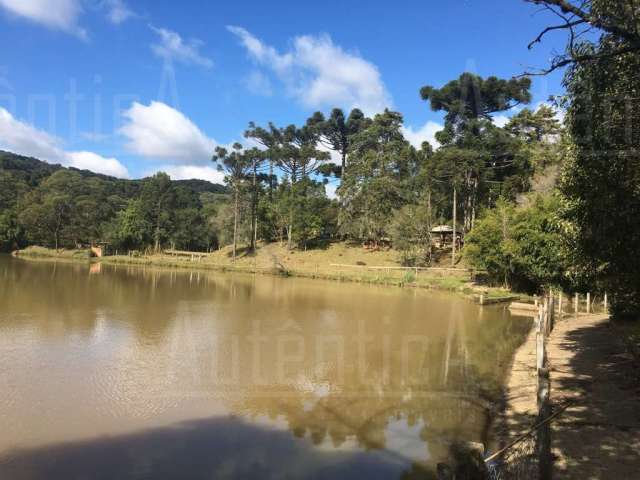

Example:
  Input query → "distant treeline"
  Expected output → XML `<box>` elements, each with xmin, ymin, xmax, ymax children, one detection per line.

<box><xmin>0</xmin><ymin>151</ymin><xmax>227</xmax><ymax>253</ymax></box>
<box><xmin>1</xmin><ymin>72</ymin><xmax>573</xmax><ymax>311</ymax></box>
<box><xmin>0</xmin><ymin>73</ymin><xmax>564</xmax><ymax>275</ymax></box>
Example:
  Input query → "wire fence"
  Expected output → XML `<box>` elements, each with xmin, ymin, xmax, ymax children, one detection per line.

<box><xmin>486</xmin><ymin>432</ymin><xmax>538</xmax><ymax>480</ymax></box>
<box><xmin>484</xmin><ymin>291</ymin><xmax>564</xmax><ymax>480</ymax></box>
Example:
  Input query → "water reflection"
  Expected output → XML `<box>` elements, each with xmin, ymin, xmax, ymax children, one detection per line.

<box><xmin>0</xmin><ymin>256</ymin><xmax>530</xmax><ymax>479</ymax></box>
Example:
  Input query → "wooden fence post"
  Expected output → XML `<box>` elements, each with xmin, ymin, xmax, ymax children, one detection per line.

<box><xmin>536</xmin><ymin>330</ymin><xmax>545</xmax><ymax>370</ymax></box>
<box><xmin>558</xmin><ymin>291</ymin><xmax>562</xmax><ymax>316</ymax></box>
<box><xmin>586</xmin><ymin>292</ymin><xmax>591</xmax><ymax>314</ymax></box>
<box><xmin>574</xmin><ymin>293</ymin><xmax>579</xmax><ymax>314</ymax></box>
<box><xmin>544</xmin><ymin>295</ymin><xmax>550</xmax><ymax>337</ymax></box>
<box><xmin>537</xmin><ymin>295</ymin><xmax>552</xmax><ymax>480</ymax></box>
<box><xmin>536</xmin><ymin>303</ymin><xmax>545</xmax><ymax>370</ymax></box>
<box><xmin>604</xmin><ymin>292</ymin><xmax>608</xmax><ymax>313</ymax></box>
<box><xmin>537</xmin><ymin>365</ymin><xmax>552</xmax><ymax>480</ymax></box>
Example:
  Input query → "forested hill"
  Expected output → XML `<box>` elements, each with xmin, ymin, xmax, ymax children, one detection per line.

<box><xmin>0</xmin><ymin>151</ymin><xmax>227</xmax><ymax>194</ymax></box>
<box><xmin>0</xmin><ymin>150</ymin><xmax>228</xmax><ymax>253</ymax></box>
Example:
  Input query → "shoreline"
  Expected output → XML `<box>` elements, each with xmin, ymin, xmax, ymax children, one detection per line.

<box><xmin>11</xmin><ymin>246</ymin><xmax>519</xmax><ymax>303</ymax></box>
<box><xmin>489</xmin><ymin>310</ymin><xmax>640</xmax><ymax>478</ymax></box>
<box><xmin>488</xmin><ymin>319</ymin><xmax>538</xmax><ymax>455</ymax></box>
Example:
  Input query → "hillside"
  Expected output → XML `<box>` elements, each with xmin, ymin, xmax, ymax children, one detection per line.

<box><xmin>0</xmin><ymin>150</ymin><xmax>227</xmax><ymax>194</ymax></box>
<box><xmin>0</xmin><ymin>150</ymin><xmax>228</xmax><ymax>252</ymax></box>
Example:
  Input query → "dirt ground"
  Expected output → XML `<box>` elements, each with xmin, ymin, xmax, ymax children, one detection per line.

<box><xmin>548</xmin><ymin>313</ymin><xmax>640</xmax><ymax>478</ymax></box>
<box><xmin>497</xmin><ymin>312</ymin><xmax>640</xmax><ymax>478</ymax></box>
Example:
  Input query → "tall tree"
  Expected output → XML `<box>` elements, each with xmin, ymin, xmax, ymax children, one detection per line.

<box><xmin>140</xmin><ymin>172</ymin><xmax>175</xmax><ymax>253</ymax></box>
<box><xmin>0</xmin><ymin>170</ymin><xmax>26</xmax><ymax>251</ymax></box>
<box><xmin>527</xmin><ymin>0</ymin><xmax>640</xmax><ymax>317</ymax></box>
<box><xmin>524</xmin><ymin>0</ymin><xmax>640</xmax><ymax>74</ymax></box>
<box><xmin>307</xmin><ymin>108</ymin><xmax>370</xmax><ymax>182</ymax></box>
<box><xmin>245</xmin><ymin>122</ymin><xmax>279</xmax><ymax>197</ymax></box>
<box><xmin>340</xmin><ymin>110</ymin><xmax>414</xmax><ymax>245</ymax></box>
<box><xmin>420</xmin><ymin>73</ymin><xmax>531</xmax><ymax>144</ymax></box>
<box><xmin>18</xmin><ymin>170</ymin><xmax>83</xmax><ymax>250</ymax></box>
<box><xmin>213</xmin><ymin>143</ymin><xmax>253</xmax><ymax>259</ymax></box>
<box><xmin>247</xmin><ymin>122</ymin><xmax>329</xmax><ymax>249</ymax></box>
<box><xmin>420</xmin><ymin>73</ymin><xmax>533</xmax><ymax>250</ymax></box>
<box><xmin>246</xmin><ymin>148</ymin><xmax>265</xmax><ymax>251</ymax></box>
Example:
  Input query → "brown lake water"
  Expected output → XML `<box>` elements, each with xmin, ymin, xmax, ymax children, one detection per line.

<box><xmin>0</xmin><ymin>255</ymin><xmax>530</xmax><ymax>479</ymax></box>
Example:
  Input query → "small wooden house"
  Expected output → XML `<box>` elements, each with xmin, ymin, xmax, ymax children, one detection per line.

<box><xmin>431</xmin><ymin>225</ymin><xmax>462</xmax><ymax>249</ymax></box>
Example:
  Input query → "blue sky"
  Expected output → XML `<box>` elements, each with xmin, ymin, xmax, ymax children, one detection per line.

<box><xmin>0</xmin><ymin>0</ymin><xmax>567</xmax><ymax>183</ymax></box>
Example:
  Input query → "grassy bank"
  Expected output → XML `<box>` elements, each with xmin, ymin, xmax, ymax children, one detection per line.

<box><xmin>14</xmin><ymin>246</ymin><xmax>92</xmax><ymax>260</ymax></box>
<box><xmin>14</xmin><ymin>243</ymin><xmax>515</xmax><ymax>301</ymax></box>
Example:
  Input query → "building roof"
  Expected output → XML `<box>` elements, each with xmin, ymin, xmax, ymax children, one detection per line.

<box><xmin>431</xmin><ymin>225</ymin><xmax>453</xmax><ymax>233</ymax></box>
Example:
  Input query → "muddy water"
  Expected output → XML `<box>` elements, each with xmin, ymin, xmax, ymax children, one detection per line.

<box><xmin>0</xmin><ymin>256</ymin><xmax>530</xmax><ymax>479</ymax></box>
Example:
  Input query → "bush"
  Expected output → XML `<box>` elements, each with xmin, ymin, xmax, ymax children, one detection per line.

<box><xmin>391</xmin><ymin>204</ymin><xmax>432</xmax><ymax>267</ymax></box>
<box><xmin>464</xmin><ymin>195</ymin><xmax>566</xmax><ymax>292</ymax></box>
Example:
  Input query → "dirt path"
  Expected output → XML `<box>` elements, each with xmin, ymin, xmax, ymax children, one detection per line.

<box><xmin>548</xmin><ymin>313</ymin><xmax>640</xmax><ymax>478</ymax></box>
<box><xmin>498</xmin><ymin>323</ymin><xmax>539</xmax><ymax>442</ymax></box>
<box><xmin>494</xmin><ymin>312</ymin><xmax>640</xmax><ymax>478</ymax></box>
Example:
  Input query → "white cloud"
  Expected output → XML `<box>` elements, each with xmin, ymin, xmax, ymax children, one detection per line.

<box><xmin>102</xmin><ymin>0</ymin><xmax>133</xmax><ymax>24</ymax></box>
<box><xmin>150</xmin><ymin>26</ymin><xmax>213</xmax><ymax>69</ymax></box>
<box><xmin>0</xmin><ymin>107</ymin><xmax>64</xmax><ymax>161</ymax></box>
<box><xmin>0</xmin><ymin>107</ymin><xmax>129</xmax><ymax>178</ymax></box>
<box><xmin>324</xmin><ymin>182</ymin><xmax>338</xmax><ymax>200</ymax></box>
<box><xmin>227</xmin><ymin>26</ymin><xmax>292</xmax><ymax>74</ymax></box>
<box><xmin>66</xmin><ymin>151</ymin><xmax>129</xmax><ymax>177</ymax></box>
<box><xmin>489</xmin><ymin>102</ymin><xmax>566</xmax><ymax>129</ymax></box>
<box><xmin>0</xmin><ymin>0</ymin><xmax>86</xmax><ymax>38</ymax></box>
<box><xmin>244</xmin><ymin>70</ymin><xmax>273</xmax><ymax>97</ymax></box>
<box><xmin>316</xmin><ymin>142</ymin><xmax>342</xmax><ymax>165</ymax></box>
<box><xmin>492</xmin><ymin>115</ymin><xmax>510</xmax><ymax>128</ymax></box>
<box><xmin>228</xmin><ymin>26</ymin><xmax>391</xmax><ymax>115</ymax></box>
<box><xmin>402</xmin><ymin>121</ymin><xmax>442</xmax><ymax>149</ymax></box>
<box><xmin>151</xmin><ymin>165</ymin><xmax>225</xmax><ymax>184</ymax></box>
<box><xmin>120</xmin><ymin>101</ymin><xmax>216</xmax><ymax>163</ymax></box>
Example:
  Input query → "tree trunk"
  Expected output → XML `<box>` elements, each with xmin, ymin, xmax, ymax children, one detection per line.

<box><xmin>232</xmin><ymin>188</ymin><xmax>238</xmax><ymax>260</ymax></box>
<box><xmin>471</xmin><ymin>176</ymin><xmax>478</xmax><ymax>229</ymax></box>
<box><xmin>287</xmin><ymin>176</ymin><xmax>296</xmax><ymax>250</ymax></box>
<box><xmin>268</xmin><ymin>160</ymin><xmax>274</xmax><ymax>199</ymax></box>
<box><xmin>54</xmin><ymin>211</ymin><xmax>62</xmax><ymax>252</ymax></box>
<box><xmin>426</xmin><ymin>188</ymin><xmax>433</xmax><ymax>263</ymax></box>
<box><xmin>154</xmin><ymin>224</ymin><xmax>160</xmax><ymax>252</ymax></box>
<box><xmin>452</xmin><ymin>186</ymin><xmax>457</xmax><ymax>266</ymax></box>
<box><xmin>154</xmin><ymin>198</ymin><xmax>162</xmax><ymax>253</ymax></box>
<box><xmin>250</xmin><ymin>161</ymin><xmax>257</xmax><ymax>251</ymax></box>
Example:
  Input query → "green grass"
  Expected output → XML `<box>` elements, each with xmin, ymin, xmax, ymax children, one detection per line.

<box><xmin>16</xmin><ymin>246</ymin><xmax>91</xmax><ymax>259</ymax></box>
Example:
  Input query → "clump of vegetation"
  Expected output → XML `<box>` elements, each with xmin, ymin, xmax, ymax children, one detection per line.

<box><xmin>464</xmin><ymin>195</ymin><xmax>566</xmax><ymax>292</ymax></box>
<box><xmin>18</xmin><ymin>246</ymin><xmax>91</xmax><ymax>259</ymax></box>
<box><xmin>401</xmin><ymin>270</ymin><xmax>416</xmax><ymax>285</ymax></box>
<box><xmin>522</xmin><ymin>0</ymin><xmax>640</xmax><ymax>317</ymax></box>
